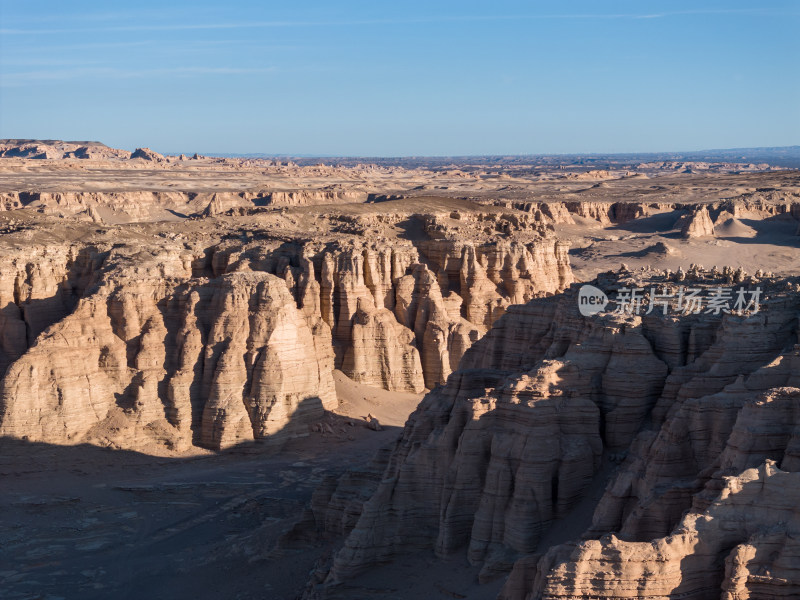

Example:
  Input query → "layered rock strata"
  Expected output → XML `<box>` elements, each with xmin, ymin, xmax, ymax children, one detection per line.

<box><xmin>0</xmin><ymin>221</ymin><xmax>572</xmax><ymax>451</ymax></box>
<box><xmin>492</xmin><ymin>198</ymin><xmax>800</xmax><ymax>231</ymax></box>
<box><xmin>302</xmin><ymin>271</ymin><xmax>800</xmax><ymax>598</ymax></box>
<box><xmin>527</xmin><ymin>456</ymin><xmax>800</xmax><ymax>599</ymax></box>
<box><xmin>0</xmin><ymin>247</ymin><xmax>337</xmax><ymax>451</ymax></box>
<box><xmin>680</xmin><ymin>205</ymin><xmax>716</xmax><ymax>238</ymax></box>
<box><xmin>1</xmin><ymin>189</ymin><xmax>395</xmax><ymax>222</ymax></box>
<box><xmin>212</xmin><ymin>231</ymin><xmax>572</xmax><ymax>393</ymax></box>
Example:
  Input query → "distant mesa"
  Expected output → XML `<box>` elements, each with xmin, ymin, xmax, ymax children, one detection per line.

<box><xmin>0</xmin><ymin>139</ymin><xmax>131</xmax><ymax>160</ymax></box>
<box><xmin>564</xmin><ymin>169</ymin><xmax>614</xmax><ymax>181</ymax></box>
<box><xmin>131</xmin><ymin>147</ymin><xmax>165</xmax><ymax>161</ymax></box>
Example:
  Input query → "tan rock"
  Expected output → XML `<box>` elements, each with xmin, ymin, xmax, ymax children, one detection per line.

<box><xmin>130</xmin><ymin>147</ymin><xmax>164</xmax><ymax>161</ymax></box>
<box><xmin>680</xmin><ymin>205</ymin><xmax>716</xmax><ymax>238</ymax></box>
<box><xmin>529</xmin><ymin>458</ymin><xmax>800</xmax><ymax>600</ymax></box>
<box><xmin>308</xmin><ymin>274</ymin><xmax>800</xmax><ymax>591</ymax></box>
<box><xmin>0</xmin><ymin>250</ymin><xmax>336</xmax><ymax>452</ymax></box>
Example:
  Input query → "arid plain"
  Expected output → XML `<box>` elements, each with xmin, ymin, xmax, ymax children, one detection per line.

<box><xmin>1</xmin><ymin>140</ymin><xmax>799</xmax><ymax>599</ymax></box>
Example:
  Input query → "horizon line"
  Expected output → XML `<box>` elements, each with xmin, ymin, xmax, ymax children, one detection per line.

<box><xmin>2</xmin><ymin>139</ymin><xmax>798</xmax><ymax>160</ymax></box>
<box><xmin>160</xmin><ymin>144</ymin><xmax>800</xmax><ymax>159</ymax></box>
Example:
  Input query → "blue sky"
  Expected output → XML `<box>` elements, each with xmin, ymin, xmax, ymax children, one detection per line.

<box><xmin>0</xmin><ymin>1</ymin><xmax>798</xmax><ymax>155</ymax></box>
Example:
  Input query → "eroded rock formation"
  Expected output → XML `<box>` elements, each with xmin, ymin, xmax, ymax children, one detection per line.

<box><xmin>210</xmin><ymin>231</ymin><xmax>572</xmax><ymax>393</ymax></box>
<box><xmin>0</xmin><ymin>247</ymin><xmax>337</xmax><ymax>451</ymax></box>
<box><xmin>528</xmin><ymin>455</ymin><xmax>800</xmax><ymax>599</ymax></box>
<box><xmin>2</xmin><ymin>144</ymin><xmax>800</xmax><ymax>598</ymax></box>
<box><xmin>0</xmin><ymin>210</ymin><xmax>572</xmax><ymax>452</ymax></box>
<box><xmin>680</xmin><ymin>205</ymin><xmax>716</xmax><ymax>238</ymax></box>
<box><xmin>302</xmin><ymin>271</ymin><xmax>800</xmax><ymax>598</ymax></box>
<box><xmin>131</xmin><ymin>147</ymin><xmax>165</xmax><ymax>162</ymax></box>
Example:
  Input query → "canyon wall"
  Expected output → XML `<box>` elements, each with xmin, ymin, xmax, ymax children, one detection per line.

<box><xmin>520</xmin><ymin>390</ymin><xmax>800</xmax><ymax>599</ymax></box>
<box><xmin>0</xmin><ymin>245</ymin><xmax>337</xmax><ymax>451</ymax></box>
<box><xmin>1</xmin><ymin>189</ymin><xmax>372</xmax><ymax>221</ymax></box>
<box><xmin>302</xmin><ymin>271</ymin><xmax>800</xmax><ymax>598</ymax></box>
<box><xmin>5</xmin><ymin>186</ymin><xmax>800</xmax><ymax>230</ymax></box>
<box><xmin>493</xmin><ymin>197</ymin><xmax>800</xmax><ymax>229</ymax></box>
<box><xmin>0</xmin><ymin>216</ymin><xmax>572</xmax><ymax>452</ymax></box>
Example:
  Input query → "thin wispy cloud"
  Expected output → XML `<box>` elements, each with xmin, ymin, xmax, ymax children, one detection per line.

<box><xmin>0</xmin><ymin>58</ymin><xmax>108</xmax><ymax>67</ymax></box>
<box><xmin>1</xmin><ymin>9</ymin><xmax>794</xmax><ymax>35</ymax></box>
<box><xmin>2</xmin><ymin>7</ymin><xmax>218</xmax><ymax>25</ymax></box>
<box><xmin>0</xmin><ymin>66</ymin><xmax>276</xmax><ymax>87</ymax></box>
<box><xmin>0</xmin><ymin>39</ymin><xmax>302</xmax><ymax>55</ymax></box>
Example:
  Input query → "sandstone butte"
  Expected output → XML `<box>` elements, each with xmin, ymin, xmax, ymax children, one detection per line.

<box><xmin>1</xmin><ymin>141</ymin><xmax>800</xmax><ymax>599</ymax></box>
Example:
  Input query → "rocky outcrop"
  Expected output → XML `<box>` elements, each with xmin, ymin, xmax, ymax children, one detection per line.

<box><xmin>492</xmin><ymin>198</ymin><xmax>798</xmax><ymax>232</ymax></box>
<box><xmin>341</xmin><ymin>297</ymin><xmax>425</xmax><ymax>393</ymax></box>
<box><xmin>302</xmin><ymin>272</ymin><xmax>800</xmax><ymax>596</ymax></box>
<box><xmin>0</xmin><ymin>223</ymin><xmax>572</xmax><ymax>451</ymax></box>
<box><xmin>0</xmin><ymin>245</ymin><xmax>108</xmax><ymax>372</ymax></box>
<box><xmin>3</xmin><ymin>190</ymin><xmax>269</xmax><ymax>220</ymax></box>
<box><xmin>12</xmin><ymin>190</ymin><xmax>209</xmax><ymax>220</ymax></box>
<box><xmin>680</xmin><ymin>205</ymin><xmax>716</xmax><ymax>238</ymax></box>
<box><xmin>495</xmin><ymin>201</ymin><xmax>678</xmax><ymax>227</ymax></box>
<box><xmin>529</xmin><ymin>456</ymin><xmax>800</xmax><ymax>599</ymax></box>
<box><xmin>268</xmin><ymin>190</ymin><xmax>368</xmax><ymax>206</ymax></box>
<box><xmin>393</xmin><ymin>263</ymin><xmax>480</xmax><ymax>389</ymax></box>
<box><xmin>321</xmin><ymin>290</ymin><xmax>672</xmax><ymax>585</ymax></box>
<box><xmin>197</xmin><ymin>272</ymin><xmax>337</xmax><ymax>448</ymax></box>
<box><xmin>506</xmin><ymin>386</ymin><xmax>800</xmax><ymax>599</ymax></box>
<box><xmin>587</xmin><ymin>306</ymin><xmax>800</xmax><ymax>543</ymax></box>
<box><xmin>0</xmin><ymin>139</ymin><xmax>131</xmax><ymax>160</ymax></box>
<box><xmin>563</xmin><ymin>201</ymin><xmax>614</xmax><ymax>225</ymax></box>
<box><xmin>0</xmin><ymin>246</ymin><xmax>337</xmax><ymax>452</ymax></box>
<box><xmin>2</xmin><ymin>188</ymin><xmax>361</xmax><ymax>220</ymax></box>
<box><xmin>214</xmin><ymin>234</ymin><xmax>571</xmax><ymax>393</ymax></box>
<box><xmin>1</xmin><ymin>189</ymin><xmax>376</xmax><ymax>219</ymax></box>
<box><xmin>130</xmin><ymin>147</ymin><xmax>165</xmax><ymax>161</ymax></box>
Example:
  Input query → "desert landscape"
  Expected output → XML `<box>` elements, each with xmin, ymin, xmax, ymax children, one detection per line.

<box><xmin>0</xmin><ymin>139</ymin><xmax>798</xmax><ymax>598</ymax></box>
